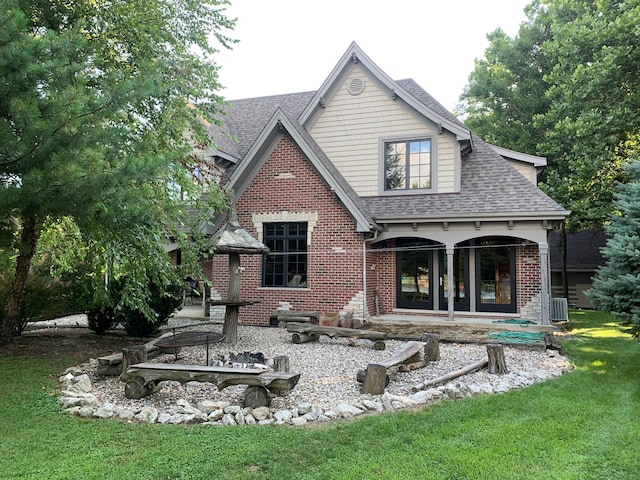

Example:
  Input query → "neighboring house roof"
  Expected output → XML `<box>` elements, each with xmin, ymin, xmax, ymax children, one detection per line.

<box><xmin>209</xmin><ymin>42</ymin><xmax>569</xmax><ymax>230</ymax></box>
<box><xmin>549</xmin><ymin>229</ymin><xmax>607</xmax><ymax>271</ymax></box>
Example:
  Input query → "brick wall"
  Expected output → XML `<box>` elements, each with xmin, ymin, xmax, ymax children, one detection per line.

<box><xmin>516</xmin><ymin>243</ymin><xmax>542</xmax><ymax>319</ymax></box>
<box><xmin>207</xmin><ymin>134</ymin><xmax>365</xmax><ymax>326</ymax></box>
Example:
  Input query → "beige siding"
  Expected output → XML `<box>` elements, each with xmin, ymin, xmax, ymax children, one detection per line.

<box><xmin>507</xmin><ymin>160</ymin><xmax>537</xmax><ymax>185</ymax></box>
<box><xmin>308</xmin><ymin>65</ymin><xmax>459</xmax><ymax>196</ymax></box>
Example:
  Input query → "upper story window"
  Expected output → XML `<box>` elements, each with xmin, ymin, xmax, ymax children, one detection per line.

<box><xmin>384</xmin><ymin>139</ymin><xmax>432</xmax><ymax>191</ymax></box>
<box><xmin>262</xmin><ymin>222</ymin><xmax>308</xmax><ymax>288</ymax></box>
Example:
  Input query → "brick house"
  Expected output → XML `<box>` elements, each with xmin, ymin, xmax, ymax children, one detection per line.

<box><xmin>193</xmin><ymin>42</ymin><xmax>569</xmax><ymax>327</ymax></box>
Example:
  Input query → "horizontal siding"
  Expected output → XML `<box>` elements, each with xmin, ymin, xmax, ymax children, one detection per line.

<box><xmin>507</xmin><ymin>160</ymin><xmax>537</xmax><ymax>185</ymax></box>
<box><xmin>309</xmin><ymin>65</ymin><xmax>458</xmax><ymax>196</ymax></box>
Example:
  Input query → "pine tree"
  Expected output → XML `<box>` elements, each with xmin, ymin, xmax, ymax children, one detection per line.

<box><xmin>588</xmin><ymin>160</ymin><xmax>640</xmax><ymax>337</ymax></box>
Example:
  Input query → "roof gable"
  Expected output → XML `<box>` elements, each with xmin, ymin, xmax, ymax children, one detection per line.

<box><xmin>298</xmin><ymin>42</ymin><xmax>471</xmax><ymax>142</ymax></box>
<box><xmin>228</xmin><ymin>109</ymin><xmax>378</xmax><ymax>233</ymax></box>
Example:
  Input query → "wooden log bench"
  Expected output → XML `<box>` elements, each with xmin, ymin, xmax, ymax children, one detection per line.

<box><xmin>270</xmin><ymin>310</ymin><xmax>319</xmax><ymax>328</ymax></box>
<box><xmin>360</xmin><ymin>341</ymin><xmax>427</xmax><ymax>394</ymax></box>
<box><xmin>96</xmin><ymin>333</ymin><xmax>175</xmax><ymax>376</ymax></box>
<box><xmin>122</xmin><ymin>362</ymin><xmax>301</xmax><ymax>407</ymax></box>
<box><xmin>286</xmin><ymin>322</ymin><xmax>387</xmax><ymax>350</ymax></box>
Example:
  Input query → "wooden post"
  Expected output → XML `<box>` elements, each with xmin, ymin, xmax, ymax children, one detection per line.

<box><xmin>421</xmin><ymin>333</ymin><xmax>440</xmax><ymax>362</ymax></box>
<box><xmin>362</xmin><ymin>364</ymin><xmax>388</xmax><ymax>395</ymax></box>
<box><xmin>486</xmin><ymin>343</ymin><xmax>508</xmax><ymax>374</ymax></box>
<box><xmin>203</xmin><ymin>283</ymin><xmax>211</xmax><ymax>318</ymax></box>
<box><xmin>273</xmin><ymin>355</ymin><xmax>290</xmax><ymax>373</ymax></box>
<box><xmin>120</xmin><ymin>345</ymin><xmax>147</xmax><ymax>381</ymax></box>
<box><xmin>223</xmin><ymin>252</ymin><xmax>241</xmax><ymax>344</ymax></box>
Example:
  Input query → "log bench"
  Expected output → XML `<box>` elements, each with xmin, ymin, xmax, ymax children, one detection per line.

<box><xmin>96</xmin><ymin>333</ymin><xmax>175</xmax><ymax>376</ymax></box>
<box><xmin>122</xmin><ymin>362</ymin><xmax>301</xmax><ymax>407</ymax></box>
<box><xmin>286</xmin><ymin>322</ymin><xmax>387</xmax><ymax>350</ymax></box>
<box><xmin>270</xmin><ymin>310</ymin><xmax>319</xmax><ymax>328</ymax></box>
<box><xmin>360</xmin><ymin>341</ymin><xmax>427</xmax><ymax>394</ymax></box>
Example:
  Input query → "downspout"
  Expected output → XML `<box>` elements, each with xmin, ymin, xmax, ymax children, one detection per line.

<box><xmin>362</xmin><ymin>230</ymin><xmax>379</xmax><ymax>324</ymax></box>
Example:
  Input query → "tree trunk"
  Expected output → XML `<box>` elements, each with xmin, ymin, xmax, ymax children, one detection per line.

<box><xmin>1</xmin><ymin>215</ymin><xmax>42</xmax><ymax>345</ymax></box>
<box><xmin>222</xmin><ymin>252</ymin><xmax>241</xmax><ymax>344</ymax></box>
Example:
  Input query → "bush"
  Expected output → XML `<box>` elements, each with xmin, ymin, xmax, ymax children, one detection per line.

<box><xmin>87</xmin><ymin>275</ymin><xmax>183</xmax><ymax>337</ymax></box>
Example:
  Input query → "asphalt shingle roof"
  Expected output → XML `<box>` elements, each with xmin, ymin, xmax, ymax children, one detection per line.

<box><xmin>210</xmin><ymin>78</ymin><xmax>568</xmax><ymax>225</ymax></box>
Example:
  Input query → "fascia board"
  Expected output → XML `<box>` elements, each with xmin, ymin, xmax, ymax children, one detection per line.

<box><xmin>489</xmin><ymin>144</ymin><xmax>547</xmax><ymax>167</ymax></box>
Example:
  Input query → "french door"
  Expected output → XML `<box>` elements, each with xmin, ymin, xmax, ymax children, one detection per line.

<box><xmin>396</xmin><ymin>241</ymin><xmax>433</xmax><ymax>309</ymax></box>
<box><xmin>438</xmin><ymin>249</ymin><xmax>470</xmax><ymax>311</ymax></box>
<box><xmin>476</xmin><ymin>243</ymin><xmax>516</xmax><ymax>313</ymax></box>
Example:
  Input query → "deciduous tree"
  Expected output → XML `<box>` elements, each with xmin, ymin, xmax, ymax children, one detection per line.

<box><xmin>0</xmin><ymin>1</ymin><xmax>235</xmax><ymax>344</ymax></box>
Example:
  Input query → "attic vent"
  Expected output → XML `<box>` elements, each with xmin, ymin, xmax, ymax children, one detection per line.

<box><xmin>347</xmin><ymin>78</ymin><xmax>365</xmax><ymax>96</ymax></box>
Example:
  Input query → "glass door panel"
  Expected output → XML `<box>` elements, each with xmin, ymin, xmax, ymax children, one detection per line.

<box><xmin>397</xmin><ymin>243</ymin><xmax>433</xmax><ymax>309</ymax></box>
<box><xmin>439</xmin><ymin>249</ymin><xmax>470</xmax><ymax>311</ymax></box>
<box><xmin>476</xmin><ymin>244</ymin><xmax>516</xmax><ymax>313</ymax></box>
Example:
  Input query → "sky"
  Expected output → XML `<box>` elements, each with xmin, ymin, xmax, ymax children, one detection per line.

<box><xmin>213</xmin><ymin>0</ymin><xmax>532</xmax><ymax>111</ymax></box>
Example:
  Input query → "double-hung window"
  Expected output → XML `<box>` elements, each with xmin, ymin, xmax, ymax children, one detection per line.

<box><xmin>262</xmin><ymin>222</ymin><xmax>307</xmax><ymax>288</ymax></box>
<box><xmin>384</xmin><ymin>139</ymin><xmax>432</xmax><ymax>191</ymax></box>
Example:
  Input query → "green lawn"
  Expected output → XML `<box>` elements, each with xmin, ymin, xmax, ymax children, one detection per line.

<box><xmin>1</xmin><ymin>310</ymin><xmax>639</xmax><ymax>479</ymax></box>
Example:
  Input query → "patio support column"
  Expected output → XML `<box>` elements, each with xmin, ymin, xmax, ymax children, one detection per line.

<box><xmin>539</xmin><ymin>242</ymin><xmax>550</xmax><ymax>325</ymax></box>
<box><xmin>447</xmin><ymin>244</ymin><xmax>455</xmax><ymax>322</ymax></box>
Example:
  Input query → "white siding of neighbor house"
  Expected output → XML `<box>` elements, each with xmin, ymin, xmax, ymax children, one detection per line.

<box><xmin>308</xmin><ymin>65</ymin><xmax>459</xmax><ymax>196</ymax></box>
<box><xmin>507</xmin><ymin>160</ymin><xmax>537</xmax><ymax>185</ymax></box>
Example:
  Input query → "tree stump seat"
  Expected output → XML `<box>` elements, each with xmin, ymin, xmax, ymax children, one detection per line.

<box><xmin>360</xmin><ymin>341</ymin><xmax>427</xmax><ymax>395</ymax></box>
<box><xmin>122</xmin><ymin>362</ymin><xmax>300</xmax><ymax>407</ymax></box>
<box><xmin>286</xmin><ymin>322</ymin><xmax>387</xmax><ymax>349</ymax></box>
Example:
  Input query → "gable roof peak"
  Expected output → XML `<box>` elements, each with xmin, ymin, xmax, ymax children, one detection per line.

<box><xmin>299</xmin><ymin>42</ymin><xmax>470</xmax><ymax>141</ymax></box>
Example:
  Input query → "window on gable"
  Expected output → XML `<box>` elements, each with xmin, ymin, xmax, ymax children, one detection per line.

<box><xmin>384</xmin><ymin>139</ymin><xmax>432</xmax><ymax>191</ymax></box>
<box><xmin>262</xmin><ymin>222</ymin><xmax>308</xmax><ymax>288</ymax></box>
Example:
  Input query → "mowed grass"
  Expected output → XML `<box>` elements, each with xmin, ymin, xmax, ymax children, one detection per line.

<box><xmin>1</xmin><ymin>310</ymin><xmax>639</xmax><ymax>479</ymax></box>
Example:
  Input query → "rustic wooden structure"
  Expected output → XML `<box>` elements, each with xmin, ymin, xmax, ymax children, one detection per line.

<box><xmin>421</xmin><ymin>333</ymin><xmax>441</xmax><ymax>362</ymax></box>
<box><xmin>96</xmin><ymin>333</ymin><xmax>174</xmax><ymax>376</ymax></box>
<box><xmin>212</xmin><ymin>208</ymin><xmax>269</xmax><ymax>344</ymax></box>
<box><xmin>411</xmin><ymin>358</ymin><xmax>488</xmax><ymax>392</ymax></box>
<box><xmin>286</xmin><ymin>322</ymin><xmax>387</xmax><ymax>349</ymax></box>
<box><xmin>360</xmin><ymin>341</ymin><xmax>426</xmax><ymax>394</ymax></box>
<box><xmin>120</xmin><ymin>346</ymin><xmax>147</xmax><ymax>381</ymax></box>
<box><xmin>270</xmin><ymin>310</ymin><xmax>319</xmax><ymax>327</ymax></box>
<box><xmin>411</xmin><ymin>343</ymin><xmax>508</xmax><ymax>392</ymax></box>
<box><xmin>122</xmin><ymin>362</ymin><xmax>300</xmax><ymax>407</ymax></box>
<box><xmin>487</xmin><ymin>343</ymin><xmax>508</xmax><ymax>374</ymax></box>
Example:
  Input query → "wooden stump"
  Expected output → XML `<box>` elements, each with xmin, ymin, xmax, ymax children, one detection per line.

<box><xmin>291</xmin><ymin>332</ymin><xmax>319</xmax><ymax>344</ymax></box>
<box><xmin>486</xmin><ymin>343</ymin><xmax>508</xmax><ymax>374</ymax></box>
<box><xmin>120</xmin><ymin>345</ymin><xmax>147</xmax><ymax>381</ymax></box>
<box><xmin>362</xmin><ymin>364</ymin><xmax>388</xmax><ymax>395</ymax></box>
<box><xmin>357</xmin><ymin>369</ymin><xmax>390</xmax><ymax>387</ymax></box>
<box><xmin>421</xmin><ymin>333</ymin><xmax>440</xmax><ymax>362</ymax></box>
<box><xmin>243</xmin><ymin>385</ymin><xmax>271</xmax><ymax>408</ymax></box>
<box><xmin>373</xmin><ymin>340</ymin><xmax>386</xmax><ymax>351</ymax></box>
<box><xmin>124</xmin><ymin>377</ymin><xmax>150</xmax><ymax>399</ymax></box>
<box><xmin>273</xmin><ymin>355</ymin><xmax>290</xmax><ymax>373</ymax></box>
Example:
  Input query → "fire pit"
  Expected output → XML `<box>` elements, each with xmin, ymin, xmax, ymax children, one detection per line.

<box><xmin>155</xmin><ymin>331</ymin><xmax>225</xmax><ymax>364</ymax></box>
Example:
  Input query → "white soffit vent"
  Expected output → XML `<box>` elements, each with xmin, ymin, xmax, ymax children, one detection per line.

<box><xmin>347</xmin><ymin>78</ymin><xmax>365</xmax><ymax>95</ymax></box>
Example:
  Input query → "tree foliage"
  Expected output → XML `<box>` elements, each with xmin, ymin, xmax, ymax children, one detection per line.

<box><xmin>588</xmin><ymin>160</ymin><xmax>640</xmax><ymax>337</ymax></box>
<box><xmin>459</xmin><ymin>0</ymin><xmax>640</xmax><ymax>232</ymax></box>
<box><xmin>0</xmin><ymin>0</ymin><xmax>235</xmax><ymax>343</ymax></box>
